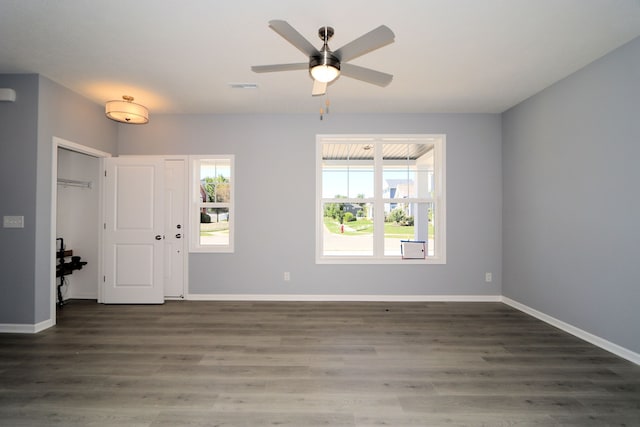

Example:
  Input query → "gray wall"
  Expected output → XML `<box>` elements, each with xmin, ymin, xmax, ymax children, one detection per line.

<box><xmin>118</xmin><ymin>113</ymin><xmax>503</xmax><ymax>297</ymax></box>
<box><xmin>502</xmin><ymin>37</ymin><xmax>640</xmax><ymax>353</ymax></box>
<box><xmin>35</xmin><ymin>76</ymin><xmax>117</xmax><ymax>323</ymax></box>
<box><xmin>0</xmin><ymin>74</ymin><xmax>117</xmax><ymax>325</ymax></box>
<box><xmin>0</xmin><ymin>74</ymin><xmax>39</xmax><ymax>324</ymax></box>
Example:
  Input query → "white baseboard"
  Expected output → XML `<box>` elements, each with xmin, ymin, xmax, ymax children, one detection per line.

<box><xmin>502</xmin><ymin>296</ymin><xmax>639</xmax><ymax>365</ymax></box>
<box><xmin>68</xmin><ymin>293</ymin><xmax>98</xmax><ymax>300</ymax></box>
<box><xmin>186</xmin><ymin>294</ymin><xmax>502</xmax><ymax>302</ymax></box>
<box><xmin>0</xmin><ymin>318</ymin><xmax>54</xmax><ymax>334</ymax></box>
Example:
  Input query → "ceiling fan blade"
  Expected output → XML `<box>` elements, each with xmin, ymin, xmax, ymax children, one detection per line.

<box><xmin>251</xmin><ymin>63</ymin><xmax>308</xmax><ymax>73</ymax></box>
<box><xmin>312</xmin><ymin>80</ymin><xmax>327</xmax><ymax>96</ymax></box>
<box><xmin>340</xmin><ymin>63</ymin><xmax>393</xmax><ymax>87</ymax></box>
<box><xmin>334</xmin><ymin>25</ymin><xmax>395</xmax><ymax>62</ymax></box>
<box><xmin>268</xmin><ymin>20</ymin><xmax>320</xmax><ymax>57</ymax></box>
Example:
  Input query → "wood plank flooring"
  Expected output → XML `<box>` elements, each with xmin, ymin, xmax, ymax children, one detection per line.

<box><xmin>0</xmin><ymin>300</ymin><xmax>638</xmax><ymax>426</ymax></box>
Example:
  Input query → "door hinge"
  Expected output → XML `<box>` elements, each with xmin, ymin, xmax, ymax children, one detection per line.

<box><xmin>104</xmin><ymin>170</ymin><xmax>107</xmax><ymax>177</ymax></box>
<box><xmin>103</xmin><ymin>276</ymin><xmax>106</xmax><ymax>282</ymax></box>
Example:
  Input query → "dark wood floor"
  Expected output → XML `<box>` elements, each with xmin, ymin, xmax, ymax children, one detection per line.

<box><xmin>0</xmin><ymin>300</ymin><xmax>638</xmax><ymax>426</ymax></box>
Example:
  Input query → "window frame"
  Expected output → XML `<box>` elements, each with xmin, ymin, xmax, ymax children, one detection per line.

<box><xmin>189</xmin><ymin>155</ymin><xmax>235</xmax><ymax>253</ymax></box>
<box><xmin>316</xmin><ymin>135</ymin><xmax>446</xmax><ymax>264</ymax></box>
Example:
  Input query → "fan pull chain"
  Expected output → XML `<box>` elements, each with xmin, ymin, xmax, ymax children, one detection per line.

<box><xmin>319</xmin><ymin>93</ymin><xmax>330</xmax><ymax>120</ymax></box>
<box><xmin>319</xmin><ymin>91</ymin><xmax>330</xmax><ymax>121</ymax></box>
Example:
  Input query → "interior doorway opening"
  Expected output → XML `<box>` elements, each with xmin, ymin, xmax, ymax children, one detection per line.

<box><xmin>51</xmin><ymin>137</ymin><xmax>110</xmax><ymax>325</ymax></box>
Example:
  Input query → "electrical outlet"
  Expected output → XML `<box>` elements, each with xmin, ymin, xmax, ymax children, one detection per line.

<box><xmin>284</xmin><ymin>272</ymin><xmax>290</xmax><ymax>281</ymax></box>
<box><xmin>485</xmin><ymin>272</ymin><xmax>492</xmax><ymax>283</ymax></box>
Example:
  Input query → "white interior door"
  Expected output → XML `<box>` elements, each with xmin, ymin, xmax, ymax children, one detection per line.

<box><xmin>163</xmin><ymin>158</ymin><xmax>187</xmax><ymax>298</ymax></box>
<box><xmin>103</xmin><ymin>157</ymin><xmax>164</xmax><ymax>304</ymax></box>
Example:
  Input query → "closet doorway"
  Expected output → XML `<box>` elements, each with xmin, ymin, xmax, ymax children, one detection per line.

<box><xmin>51</xmin><ymin>137</ymin><xmax>110</xmax><ymax>323</ymax></box>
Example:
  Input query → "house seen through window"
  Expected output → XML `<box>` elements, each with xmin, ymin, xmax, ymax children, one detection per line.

<box><xmin>317</xmin><ymin>135</ymin><xmax>446</xmax><ymax>263</ymax></box>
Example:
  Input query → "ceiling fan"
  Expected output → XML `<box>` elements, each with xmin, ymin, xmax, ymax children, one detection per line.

<box><xmin>251</xmin><ymin>20</ymin><xmax>395</xmax><ymax>96</ymax></box>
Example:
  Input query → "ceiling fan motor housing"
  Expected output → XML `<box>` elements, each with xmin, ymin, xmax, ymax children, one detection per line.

<box><xmin>310</xmin><ymin>26</ymin><xmax>340</xmax><ymax>73</ymax></box>
<box><xmin>309</xmin><ymin>51</ymin><xmax>341</xmax><ymax>72</ymax></box>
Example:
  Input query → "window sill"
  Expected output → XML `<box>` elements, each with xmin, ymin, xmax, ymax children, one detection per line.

<box><xmin>316</xmin><ymin>256</ymin><xmax>446</xmax><ymax>265</ymax></box>
<box><xmin>189</xmin><ymin>247</ymin><xmax>234</xmax><ymax>254</ymax></box>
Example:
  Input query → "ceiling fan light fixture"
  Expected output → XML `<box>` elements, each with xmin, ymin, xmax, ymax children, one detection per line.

<box><xmin>311</xmin><ymin>64</ymin><xmax>340</xmax><ymax>83</ymax></box>
<box><xmin>105</xmin><ymin>95</ymin><xmax>149</xmax><ymax>124</ymax></box>
<box><xmin>309</xmin><ymin>54</ymin><xmax>341</xmax><ymax>83</ymax></box>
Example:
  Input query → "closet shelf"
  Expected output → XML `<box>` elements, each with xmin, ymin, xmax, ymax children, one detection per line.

<box><xmin>57</xmin><ymin>178</ymin><xmax>92</xmax><ymax>189</ymax></box>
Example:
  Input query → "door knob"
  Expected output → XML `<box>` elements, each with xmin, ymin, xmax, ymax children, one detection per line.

<box><xmin>155</xmin><ymin>235</ymin><xmax>163</xmax><ymax>240</ymax></box>
<box><xmin>175</xmin><ymin>233</ymin><xmax>181</xmax><ymax>239</ymax></box>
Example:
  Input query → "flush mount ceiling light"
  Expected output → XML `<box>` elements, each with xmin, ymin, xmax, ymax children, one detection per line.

<box><xmin>105</xmin><ymin>95</ymin><xmax>149</xmax><ymax>124</ymax></box>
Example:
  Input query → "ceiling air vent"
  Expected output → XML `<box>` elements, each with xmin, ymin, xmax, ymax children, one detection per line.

<box><xmin>229</xmin><ymin>83</ymin><xmax>258</xmax><ymax>89</ymax></box>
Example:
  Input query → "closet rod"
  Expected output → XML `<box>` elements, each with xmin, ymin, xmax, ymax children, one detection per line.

<box><xmin>57</xmin><ymin>178</ymin><xmax>92</xmax><ymax>189</ymax></box>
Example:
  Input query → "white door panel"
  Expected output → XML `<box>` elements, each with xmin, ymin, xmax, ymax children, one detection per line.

<box><xmin>114</xmin><ymin>166</ymin><xmax>156</xmax><ymax>229</ymax></box>
<box><xmin>115</xmin><ymin>244</ymin><xmax>153</xmax><ymax>285</ymax></box>
<box><xmin>103</xmin><ymin>157</ymin><xmax>164</xmax><ymax>304</ymax></box>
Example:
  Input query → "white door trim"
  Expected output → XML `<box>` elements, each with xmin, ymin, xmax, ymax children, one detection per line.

<box><xmin>51</xmin><ymin>137</ymin><xmax>111</xmax><ymax>325</ymax></box>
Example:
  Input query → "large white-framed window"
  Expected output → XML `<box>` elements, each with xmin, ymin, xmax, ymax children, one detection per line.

<box><xmin>189</xmin><ymin>155</ymin><xmax>234</xmax><ymax>253</ymax></box>
<box><xmin>316</xmin><ymin>135</ymin><xmax>446</xmax><ymax>264</ymax></box>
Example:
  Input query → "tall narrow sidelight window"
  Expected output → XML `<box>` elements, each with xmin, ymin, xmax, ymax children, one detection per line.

<box><xmin>189</xmin><ymin>155</ymin><xmax>234</xmax><ymax>253</ymax></box>
<box><xmin>316</xmin><ymin>135</ymin><xmax>445</xmax><ymax>264</ymax></box>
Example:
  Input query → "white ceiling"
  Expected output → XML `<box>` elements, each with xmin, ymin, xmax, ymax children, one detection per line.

<box><xmin>1</xmin><ymin>0</ymin><xmax>639</xmax><ymax>115</ymax></box>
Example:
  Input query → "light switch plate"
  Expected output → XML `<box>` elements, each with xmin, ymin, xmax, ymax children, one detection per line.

<box><xmin>3</xmin><ymin>215</ymin><xmax>24</xmax><ymax>228</ymax></box>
